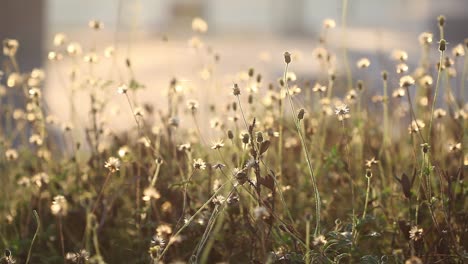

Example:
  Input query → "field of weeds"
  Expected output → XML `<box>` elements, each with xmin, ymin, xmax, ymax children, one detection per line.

<box><xmin>0</xmin><ymin>3</ymin><xmax>467</xmax><ymax>264</ymax></box>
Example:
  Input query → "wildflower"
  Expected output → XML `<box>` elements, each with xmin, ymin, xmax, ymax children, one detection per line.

<box><xmin>418</xmin><ymin>32</ymin><xmax>433</xmax><ymax>45</ymax></box>
<box><xmin>65</xmin><ymin>249</ymin><xmax>90</xmax><ymax>263</ymax></box>
<box><xmin>335</xmin><ymin>104</ymin><xmax>350</xmax><ymax>120</ymax></box>
<box><xmin>66</xmin><ymin>42</ymin><xmax>82</xmax><ymax>56</ymax></box>
<box><xmin>212</xmin><ymin>195</ymin><xmax>226</xmax><ymax>205</ymax></box>
<box><xmin>434</xmin><ymin>108</ymin><xmax>446</xmax><ymax>118</ymax></box>
<box><xmin>3</xmin><ymin>39</ymin><xmax>19</xmax><ymax>56</ymax></box>
<box><xmin>7</xmin><ymin>73</ymin><xmax>21</xmax><ymax>88</ymax></box>
<box><xmin>118</xmin><ymin>146</ymin><xmax>131</xmax><ymax>158</ymax></box>
<box><xmin>409</xmin><ymin>226</ymin><xmax>423</xmax><ymax>241</ymax></box>
<box><xmin>323</xmin><ymin>18</ymin><xmax>336</xmax><ymax>29</ymax></box>
<box><xmin>47</xmin><ymin>51</ymin><xmax>63</xmax><ymax>61</ymax></box>
<box><xmin>51</xmin><ymin>195</ymin><xmax>68</xmax><ymax>216</ymax></box>
<box><xmin>178</xmin><ymin>143</ymin><xmax>192</xmax><ymax>152</ymax></box>
<box><xmin>420</xmin><ymin>143</ymin><xmax>430</xmax><ymax>154</ymax></box>
<box><xmin>192</xmin><ymin>17</ymin><xmax>208</xmax><ymax>33</ymax></box>
<box><xmin>142</xmin><ymin>187</ymin><xmax>161</xmax><ymax>201</ymax></box>
<box><xmin>53</xmin><ymin>33</ymin><xmax>67</xmax><ymax>46</ymax></box>
<box><xmin>104</xmin><ymin>157</ymin><xmax>120</xmax><ymax>172</ymax></box>
<box><xmin>211</xmin><ymin>139</ymin><xmax>224</xmax><ymax>150</ymax></box>
<box><xmin>29</xmin><ymin>134</ymin><xmax>43</xmax><ymax>146</ymax></box>
<box><xmin>1</xmin><ymin>249</ymin><xmax>16</xmax><ymax>264</ymax></box>
<box><xmin>392</xmin><ymin>87</ymin><xmax>406</xmax><ymax>98</ymax></box>
<box><xmin>5</xmin><ymin>149</ymin><xmax>18</xmax><ymax>161</ymax></box>
<box><xmin>396</xmin><ymin>63</ymin><xmax>409</xmax><ymax>73</ymax></box>
<box><xmin>156</xmin><ymin>224</ymin><xmax>172</xmax><ymax>237</ymax></box>
<box><xmin>313</xmin><ymin>235</ymin><xmax>327</xmax><ymax>246</ymax></box>
<box><xmin>32</xmin><ymin>172</ymin><xmax>49</xmax><ymax>188</ymax></box>
<box><xmin>365</xmin><ymin>157</ymin><xmax>379</xmax><ymax>168</ymax></box>
<box><xmin>193</xmin><ymin>158</ymin><xmax>206</xmax><ymax>170</ymax></box>
<box><xmin>83</xmin><ymin>53</ymin><xmax>98</xmax><ymax>63</ymax></box>
<box><xmin>399</xmin><ymin>75</ymin><xmax>415</xmax><ymax>87</ymax></box>
<box><xmin>408</xmin><ymin>120</ymin><xmax>425</xmax><ymax>134</ymax></box>
<box><xmin>312</xmin><ymin>47</ymin><xmax>328</xmax><ymax>60</ymax></box>
<box><xmin>452</xmin><ymin>43</ymin><xmax>465</xmax><ymax>57</ymax></box>
<box><xmin>448</xmin><ymin>142</ymin><xmax>461</xmax><ymax>152</ymax></box>
<box><xmin>419</xmin><ymin>75</ymin><xmax>433</xmax><ymax>87</ymax></box>
<box><xmin>188</xmin><ymin>36</ymin><xmax>203</xmax><ymax>49</ymax></box>
<box><xmin>356</xmin><ymin>58</ymin><xmax>371</xmax><ymax>68</ymax></box>
<box><xmin>88</xmin><ymin>20</ymin><xmax>104</xmax><ymax>30</ymax></box>
<box><xmin>104</xmin><ymin>45</ymin><xmax>115</xmax><ymax>58</ymax></box>
<box><xmin>186</xmin><ymin>99</ymin><xmax>199</xmax><ymax>113</ymax></box>
<box><xmin>312</xmin><ymin>83</ymin><xmax>327</xmax><ymax>93</ymax></box>
<box><xmin>117</xmin><ymin>84</ymin><xmax>128</xmax><ymax>94</ymax></box>
<box><xmin>346</xmin><ymin>89</ymin><xmax>357</xmax><ymax>102</ymax></box>
<box><xmin>392</xmin><ymin>49</ymin><xmax>408</xmax><ymax>62</ymax></box>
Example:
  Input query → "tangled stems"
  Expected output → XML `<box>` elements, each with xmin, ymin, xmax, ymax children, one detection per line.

<box><xmin>283</xmin><ymin>60</ymin><xmax>321</xmax><ymax>236</ymax></box>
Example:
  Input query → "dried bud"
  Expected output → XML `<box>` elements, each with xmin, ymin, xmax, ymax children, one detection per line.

<box><xmin>356</xmin><ymin>80</ymin><xmax>364</xmax><ymax>91</ymax></box>
<box><xmin>421</xmin><ymin>143</ymin><xmax>430</xmax><ymax>154</ymax></box>
<box><xmin>297</xmin><ymin>108</ymin><xmax>305</xmax><ymax>120</ymax></box>
<box><xmin>242</xmin><ymin>133</ymin><xmax>250</xmax><ymax>144</ymax></box>
<box><xmin>248</xmin><ymin>68</ymin><xmax>254</xmax><ymax>77</ymax></box>
<box><xmin>437</xmin><ymin>15</ymin><xmax>445</xmax><ymax>27</ymax></box>
<box><xmin>366</xmin><ymin>169</ymin><xmax>373</xmax><ymax>178</ymax></box>
<box><xmin>256</xmin><ymin>132</ymin><xmax>264</xmax><ymax>143</ymax></box>
<box><xmin>381</xmin><ymin>71</ymin><xmax>388</xmax><ymax>81</ymax></box>
<box><xmin>232</xmin><ymin>83</ymin><xmax>241</xmax><ymax>96</ymax></box>
<box><xmin>439</xmin><ymin>39</ymin><xmax>447</xmax><ymax>52</ymax></box>
<box><xmin>256</xmin><ymin>74</ymin><xmax>262</xmax><ymax>83</ymax></box>
<box><xmin>227</xmin><ymin>130</ymin><xmax>234</xmax><ymax>140</ymax></box>
<box><xmin>283</xmin><ymin>51</ymin><xmax>291</xmax><ymax>64</ymax></box>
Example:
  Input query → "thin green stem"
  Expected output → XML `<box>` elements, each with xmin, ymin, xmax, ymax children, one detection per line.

<box><xmin>283</xmin><ymin>62</ymin><xmax>321</xmax><ymax>236</ymax></box>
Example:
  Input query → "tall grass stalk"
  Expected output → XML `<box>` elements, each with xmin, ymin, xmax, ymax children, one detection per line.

<box><xmin>283</xmin><ymin>55</ymin><xmax>321</xmax><ymax>236</ymax></box>
<box><xmin>25</xmin><ymin>210</ymin><xmax>40</xmax><ymax>264</ymax></box>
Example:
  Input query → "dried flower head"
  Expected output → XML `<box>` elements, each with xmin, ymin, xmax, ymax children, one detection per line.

<box><xmin>448</xmin><ymin>142</ymin><xmax>461</xmax><ymax>152</ymax></box>
<box><xmin>51</xmin><ymin>195</ymin><xmax>68</xmax><ymax>216</ymax></box>
<box><xmin>418</xmin><ymin>32</ymin><xmax>433</xmax><ymax>45</ymax></box>
<box><xmin>323</xmin><ymin>19</ymin><xmax>336</xmax><ymax>29</ymax></box>
<box><xmin>3</xmin><ymin>39</ymin><xmax>19</xmax><ymax>56</ymax></box>
<box><xmin>193</xmin><ymin>158</ymin><xmax>206</xmax><ymax>170</ymax></box>
<box><xmin>66</xmin><ymin>249</ymin><xmax>90</xmax><ymax>263</ymax></box>
<box><xmin>365</xmin><ymin>157</ymin><xmax>379</xmax><ymax>168</ymax></box>
<box><xmin>88</xmin><ymin>20</ymin><xmax>104</xmax><ymax>30</ymax></box>
<box><xmin>335</xmin><ymin>104</ymin><xmax>350</xmax><ymax>120</ymax></box>
<box><xmin>211</xmin><ymin>139</ymin><xmax>224</xmax><ymax>150</ymax></box>
<box><xmin>5</xmin><ymin>149</ymin><xmax>18</xmax><ymax>161</ymax></box>
<box><xmin>192</xmin><ymin>17</ymin><xmax>208</xmax><ymax>33</ymax></box>
<box><xmin>399</xmin><ymin>75</ymin><xmax>415</xmax><ymax>87</ymax></box>
<box><xmin>433</xmin><ymin>108</ymin><xmax>446</xmax><ymax>118</ymax></box>
<box><xmin>392</xmin><ymin>50</ymin><xmax>408</xmax><ymax>62</ymax></box>
<box><xmin>409</xmin><ymin>226</ymin><xmax>423</xmax><ymax>241</ymax></box>
<box><xmin>392</xmin><ymin>87</ymin><xmax>406</xmax><ymax>98</ymax></box>
<box><xmin>104</xmin><ymin>156</ymin><xmax>121</xmax><ymax>172</ymax></box>
<box><xmin>452</xmin><ymin>43</ymin><xmax>465</xmax><ymax>57</ymax></box>
<box><xmin>356</xmin><ymin>58</ymin><xmax>371</xmax><ymax>68</ymax></box>
<box><xmin>117</xmin><ymin>84</ymin><xmax>128</xmax><ymax>94</ymax></box>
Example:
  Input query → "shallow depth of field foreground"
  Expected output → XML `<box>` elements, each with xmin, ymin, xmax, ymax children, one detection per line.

<box><xmin>0</xmin><ymin>1</ymin><xmax>467</xmax><ymax>263</ymax></box>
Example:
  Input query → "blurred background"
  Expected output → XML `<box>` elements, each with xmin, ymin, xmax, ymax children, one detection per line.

<box><xmin>1</xmin><ymin>0</ymin><xmax>467</xmax><ymax>131</ymax></box>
